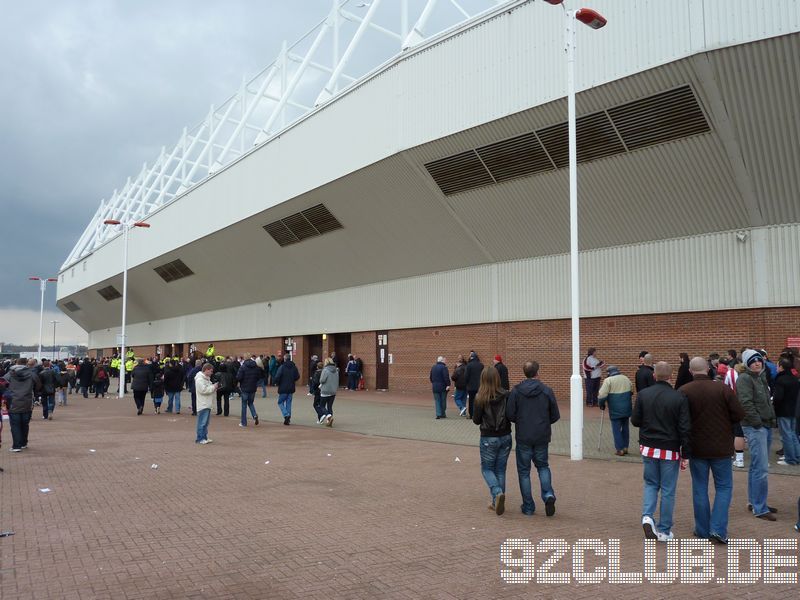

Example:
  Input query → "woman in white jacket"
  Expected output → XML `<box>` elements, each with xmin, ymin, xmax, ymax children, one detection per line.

<box><xmin>318</xmin><ymin>358</ymin><xmax>339</xmax><ymax>427</ymax></box>
<box><xmin>195</xmin><ymin>363</ymin><xmax>218</xmax><ymax>444</ymax></box>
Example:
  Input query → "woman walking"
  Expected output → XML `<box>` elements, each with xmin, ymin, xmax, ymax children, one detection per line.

<box><xmin>311</xmin><ymin>359</ymin><xmax>325</xmax><ymax>422</ymax></box>
<box><xmin>151</xmin><ymin>370</ymin><xmax>165</xmax><ymax>414</ymax></box>
<box><xmin>318</xmin><ymin>358</ymin><xmax>339</xmax><ymax>427</ymax></box>
<box><xmin>472</xmin><ymin>365</ymin><xmax>512</xmax><ymax>515</ymax></box>
<box><xmin>130</xmin><ymin>359</ymin><xmax>154</xmax><ymax>415</ymax></box>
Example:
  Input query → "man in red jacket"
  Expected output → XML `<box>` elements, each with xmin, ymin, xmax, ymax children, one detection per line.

<box><xmin>680</xmin><ymin>357</ymin><xmax>745</xmax><ymax>544</ymax></box>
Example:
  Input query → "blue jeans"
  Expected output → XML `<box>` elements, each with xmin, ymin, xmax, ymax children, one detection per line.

<box><xmin>42</xmin><ymin>394</ymin><xmax>55</xmax><ymax>418</ymax></box>
<box><xmin>277</xmin><ymin>393</ymin><xmax>293</xmax><ymax>418</ymax></box>
<box><xmin>432</xmin><ymin>391</ymin><xmax>447</xmax><ymax>417</ymax></box>
<box><xmin>610</xmin><ymin>417</ymin><xmax>629</xmax><ymax>451</ymax></box>
<box><xmin>258</xmin><ymin>379</ymin><xmax>267</xmax><ymax>398</ymax></box>
<box><xmin>742</xmin><ymin>426</ymin><xmax>770</xmax><ymax>516</ymax></box>
<box><xmin>480</xmin><ymin>434</ymin><xmax>512</xmax><ymax>504</ymax></box>
<box><xmin>240</xmin><ymin>391</ymin><xmax>258</xmax><ymax>426</ymax></box>
<box><xmin>195</xmin><ymin>408</ymin><xmax>210</xmax><ymax>442</ymax></box>
<box><xmin>347</xmin><ymin>372</ymin><xmax>359</xmax><ymax>390</ymax></box>
<box><xmin>515</xmin><ymin>443</ymin><xmax>555</xmax><ymax>514</ymax></box>
<box><xmin>454</xmin><ymin>389</ymin><xmax>466</xmax><ymax>411</ymax></box>
<box><xmin>166</xmin><ymin>391</ymin><xmax>181</xmax><ymax>413</ymax></box>
<box><xmin>690</xmin><ymin>458</ymin><xmax>733</xmax><ymax>539</ymax></box>
<box><xmin>778</xmin><ymin>417</ymin><xmax>800</xmax><ymax>464</ymax></box>
<box><xmin>642</xmin><ymin>456</ymin><xmax>680</xmax><ymax>534</ymax></box>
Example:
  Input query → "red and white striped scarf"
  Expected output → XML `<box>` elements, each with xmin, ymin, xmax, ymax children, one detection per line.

<box><xmin>639</xmin><ymin>445</ymin><xmax>681</xmax><ymax>461</ymax></box>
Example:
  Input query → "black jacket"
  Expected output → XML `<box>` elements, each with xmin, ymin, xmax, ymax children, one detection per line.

<box><xmin>78</xmin><ymin>361</ymin><xmax>94</xmax><ymax>386</ymax></box>
<box><xmin>163</xmin><ymin>365</ymin><xmax>185</xmax><ymax>393</ymax></box>
<box><xmin>465</xmin><ymin>357</ymin><xmax>484</xmax><ymax>392</ymax></box>
<box><xmin>494</xmin><ymin>362</ymin><xmax>510</xmax><ymax>391</ymax></box>
<box><xmin>635</xmin><ymin>365</ymin><xmax>655</xmax><ymax>393</ymax></box>
<box><xmin>451</xmin><ymin>363</ymin><xmax>467</xmax><ymax>390</ymax></box>
<box><xmin>772</xmin><ymin>370</ymin><xmax>799</xmax><ymax>419</ymax></box>
<box><xmin>131</xmin><ymin>364</ymin><xmax>154</xmax><ymax>392</ymax></box>
<box><xmin>274</xmin><ymin>360</ymin><xmax>300</xmax><ymax>394</ymax></box>
<box><xmin>472</xmin><ymin>391</ymin><xmax>511</xmax><ymax>437</ymax></box>
<box><xmin>236</xmin><ymin>359</ymin><xmax>264</xmax><ymax>394</ymax></box>
<box><xmin>39</xmin><ymin>367</ymin><xmax>58</xmax><ymax>395</ymax></box>
<box><xmin>674</xmin><ymin>360</ymin><xmax>693</xmax><ymax>389</ymax></box>
<box><xmin>631</xmin><ymin>381</ymin><xmax>691</xmax><ymax>455</ymax></box>
<box><xmin>506</xmin><ymin>379</ymin><xmax>560</xmax><ymax>446</ymax></box>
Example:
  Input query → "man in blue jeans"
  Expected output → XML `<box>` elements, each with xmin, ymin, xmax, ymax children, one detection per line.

<box><xmin>429</xmin><ymin>356</ymin><xmax>450</xmax><ymax>419</ymax></box>
<box><xmin>679</xmin><ymin>356</ymin><xmax>745</xmax><ymax>544</ymax></box>
<box><xmin>236</xmin><ymin>356</ymin><xmax>263</xmax><ymax>427</ymax></box>
<box><xmin>737</xmin><ymin>349</ymin><xmax>778</xmax><ymax>520</ymax></box>
<box><xmin>631</xmin><ymin>361</ymin><xmax>691</xmax><ymax>542</ymax></box>
<box><xmin>506</xmin><ymin>360</ymin><xmax>560</xmax><ymax>517</ymax></box>
<box><xmin>273</xmin><ymin>354</ymin><xmax>300</xmax><ymax>426</ymax></box>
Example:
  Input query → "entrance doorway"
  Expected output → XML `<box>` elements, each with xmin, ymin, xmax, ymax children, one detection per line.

<box><xmin>376</xmin><ymin>331</ymin><xmax>388</xmax><ymax>390</ymax></box>
<box><xmin>306</xmin><ymin>334</ymin><xmax>323</xmax><ymax>376</ymax></box>
<box><xmin>333</xmin><ymin>333</ymin><xmax>351</xmax><ymax>387</ymax></box>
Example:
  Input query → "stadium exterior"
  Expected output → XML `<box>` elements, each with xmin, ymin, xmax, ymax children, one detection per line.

<box><xmin>57</xmin><ymin>0</ymin><xmax>800</xmax><ymax>397</ymax></box>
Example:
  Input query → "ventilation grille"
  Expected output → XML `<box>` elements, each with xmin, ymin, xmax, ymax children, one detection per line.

<box><xmin>425</xmin><ymin>84</ymin><xmax>709</xmax><ymax>196</ymax></box>
<box><xmin>154</xmin><ymin>259</ymin><xmax>194</xmax><ymax>283</ymax></box>
<box><xmin>97</xmin><ymin>285</ymin><xmax>122</xmax><ymax>301</ymax></box>
<box><xmin>263</xmin><ymin>203</ymin><xmax>344</xmax><ymax>247</ymax></box>
<box><xmin>607</xmin><ymin>85</ymin><xmax>710</xmax><ymax>150</ymax></box>
<box><xmin>64</xmin><ymin>301</ymin><xmax>81</xmax><ymax>312</ymax></box>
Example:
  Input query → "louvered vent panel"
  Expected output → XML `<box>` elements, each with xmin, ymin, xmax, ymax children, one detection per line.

<box><xmin>575</xmin><ymin>111</ymin><xmax>626</xmax><ymax>162</ymax></box>
<box><xmin>608</xmin><ymin>85</ymin><xmax>710</xmax><ymax>150</ymax></box>
<box><xmin>64</xmin><ymin>301</ymin><xmax>81</xmax><ymax>312</ymax></box>
<box><xmin>536</xmin><ymin>122</ymin><xmax>569</xmax><ymax>169</ymax></box>
<box><xmin>154</xmin><ymin>259</ymin><xmax>194</xmax><ymax>283</ymax></box>
<box><xmin>282</xmin><ymin>213</ymin><xmax>319</xmax><ymax>241</ymax></box>
<box><xmin>97</xmin><ymin>285</ymin><xmax>122</xmax><ymax>301</ymax></box>
<box><xmin>263</xmin><ymin>220</ymin><xmax>299</xmax><ymax>247</ymax></box>
<box><xmin>476</xmin><ymin>132</ymin><xmax>554</xmax><ymax>182</ymax></box>
<box><xmin>424</xmin><ymin>150</ymin><xmax>494</xmax><ymax>196</ymax></box>
<box><xmin>301</xmin><ymin>204</ymin><xmax>343</xmax><ymax>234</ymax></box>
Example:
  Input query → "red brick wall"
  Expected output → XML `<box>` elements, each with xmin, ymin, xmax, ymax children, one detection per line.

<box><xmin>90</xmin><ymin>306</ymin><xmax>800</xmax><ymax>398</ymax></box>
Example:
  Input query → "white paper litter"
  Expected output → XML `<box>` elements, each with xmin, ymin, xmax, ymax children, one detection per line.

<box><xmin>454</xmin><ymin>457</ymin><xmax>461</xmax><ymax>462</ymax></box>
<box><xmin>150</xmin><ymin>464</ymin><xmax>158</xmax><ymax>469</ymax></box>
<box><xmin>38</xmin><ymin>488</ymin><xmax>52</xmax><ymax>493</ymax></box>
<box><xmin>264</xmin><ymin>461</ymin><xmax>270</xmax><ymax>465</ymax></box>
<box><xmin>89</xmin><ymin>449</ymin><xmax>96</xmax><ymax>453</ymax></box>
<box><xmin>326</xmin><ymin>453</ymin><xmax>332</xmax><ymax>457</ymax></box>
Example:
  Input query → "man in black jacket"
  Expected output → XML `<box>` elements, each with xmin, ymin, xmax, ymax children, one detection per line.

<box><xmin>506</xmin><ymin>360</ymin><xmax>560</xmax><ymax>517</ymax></box>
<box><xmin>236</xmin><ymin>356</ymin><xmax>263</xmax><ymax>427</ymax></box>
<box><xmin>274</xmin><ymin>355</ymin><xmax>300</xmax><ymax>425</ymax></box>
<box><xmin>493</xmin><ymin>355</ymin><xmax>510</xmax><ymax>391</ymax></box>
<box><xmin>5</xmin><ymin>359</ymin><xmax>41</xmax><ymax>451</ymax></box>
<box><xmin>38</xmin><ymin>360</ymin><xmax>58</xmax><ymax>420</ymax></box>
<box><xmin>631</xmin><ymin>361</ymin><xmax>691</xmax><ymax>542</ymax></box>
<box><xmin>635</xmin><ymin>354</ymin><xmax>655</xmax><ymax>393</ymax></box>
<box><xmin>464</xmin><ymin>351</ymin><xmax>484</xmax><ymax>418</ymax></box>
<box><xmin>163</xmin><ymin>360</ymin><xmax>185</xmax><ymax>414</ymax></box>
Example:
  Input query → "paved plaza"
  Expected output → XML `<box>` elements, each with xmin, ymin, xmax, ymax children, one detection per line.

<box><xmin>1</xmin><ymin>389</ymin><xmax>798</xmax><ymax>599</ymax></box>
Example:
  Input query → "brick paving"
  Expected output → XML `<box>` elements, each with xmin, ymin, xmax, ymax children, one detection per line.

<box><xmin>1</xmin><ymin>391</ymin><xmax>798</xmax><ymax>599</ymax></box>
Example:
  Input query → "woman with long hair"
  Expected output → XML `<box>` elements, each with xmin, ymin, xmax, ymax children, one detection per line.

<box><xmin>472</xmin><ymin>365</ymin><xmax>512</xmax><ymax>515</ymax></box>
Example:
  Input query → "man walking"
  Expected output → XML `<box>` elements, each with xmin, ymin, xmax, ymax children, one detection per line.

<box><xmin>5</xmin><ymin>358</ymin><xmax>40</xmax><ymax>452</ymax></box>
<box><xmin>429</xmin><ymin>356</ymin><xmax>450</xmax><ymax>419</ymax></box>
<box><xmin>635</xmin><ymin>353</ymin><xmax>655</xmax><ymax>393</ymax></box>
<box><xmin>274</xmin><ymin>354</ymin><xmax>300</xmax><ymax>425</ymax></box>
<box><xmin>507</xmin><ymin>361</ymin><xmax>560</xmax><ymax>517</ymax></box>
<box><xmin>236</xmin><ymin>355</ymin><xmax>262</xmax><ymax>427</ymax></box>
<box><xmin>38</xmin><ymin>360</ymin><xmax>58</xmax><ymax>420</ymax></box>
<box><xmin>465</xmin><ymin>351</ymin><xmax>484</xmax><ymax>418</ymax></box>
<box><xmin>737</xmin><ymin>349</ymin><xmax>778</xmax><ymax>520</ymax></box>
<box><xmin>163</xmin><ymin>359</ymin><xmax>184</xmax><ymax>414</ymax></box>
<box><xmin>493</xmin><ymin>355</ymin><xmax>510</xmax><ymax>390</ymax></box>
<box><xmin>680</xmin><ymin>357</ymin><xmax>745</xmax><ymax>543</ymax></box>
<box><xmin>631</xmin><ymin>361</ymin><xmax>691</xmax><ymax>542</ymax></box>
<box><xmin>598</xmin><ymin>365</ymin><xmax>633</xmax><ymax>456</ymax></box>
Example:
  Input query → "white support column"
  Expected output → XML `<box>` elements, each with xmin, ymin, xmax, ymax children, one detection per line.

<box><xmin>316</xmin><ymin>0</ymin><xmax>382</xmax><ymax>105</ymax></box>
<box><xmin>403</xmin><ymin>0</ymin><xmax>438</xmax><ymax>49</ymax></box>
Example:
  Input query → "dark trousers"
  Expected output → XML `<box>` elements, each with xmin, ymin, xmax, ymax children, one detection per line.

<box><xmin>468</xmin><ymin>390</ymin><xmax>478</xmax><ymax>418</ymax></box>
<box><xmin>321</xmin><ymin>394</ymin><xmax>335</xmax><ymax>416</ymax></box>
<box><xmin>313</xmin><ymin>391</ymin><xmax>325</xmax><ymax>419</ymax></box>
<box><xmin>9</xmin><ymin>412</ymin><xmax>32</xmax><ymax>449</ymax></box>
<box><xmin>133</xmin><ymin>390</ymin><xmax>147</xmax><ymax>411</ymax></box>
<box><xmin>42</xmin><ymin>394</ymin><xmax>55</xmax><ymax>418</ymax></box>
<box><xmin>216</xmin><ymin>390</ymin><xmax>230</xmax><ymax>416</ymax></box>
<box><xmin>585</xmin><ymin>377</ymin><xmax>601</xmax><ymax>406</ymax></box>
<box><xmin>191</xmin><ymin>390</ymin><xmax>197</xmax><ymax>414</ymax></box>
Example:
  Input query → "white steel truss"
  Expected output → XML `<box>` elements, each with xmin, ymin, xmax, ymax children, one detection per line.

<box><xmin>62</xmin><ymin>0</ymin><xmax>511</xmax><ymax>270</ymax></box>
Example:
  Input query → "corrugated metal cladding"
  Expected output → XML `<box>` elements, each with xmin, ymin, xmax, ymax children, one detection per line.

<box><xmin>88</xmin><ymin>224</ymin><xmax>799</xmax><ymax>349</ymax></box>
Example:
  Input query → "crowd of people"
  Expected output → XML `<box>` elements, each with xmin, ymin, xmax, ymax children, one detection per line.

<box><xmin>457</xmin><ymin>345</ymin><xmax>800</xmax><ymax>541</ymax></box>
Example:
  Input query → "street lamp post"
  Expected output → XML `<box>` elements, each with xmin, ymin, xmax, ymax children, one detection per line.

<box><xmin>51</xmin><ymin>320</ymin><xmax>59</xmax><ymax>360</ymax></box>
<box><xmin>28</xmin><ymin>276</ymin><xmax>58</xmax><ymax>360</ymax></box>
<box><xmin>545</xmin><ymin>1</ymin><xmax>607</xmax><ymax>460</ymax></box>
<box><xmin>103</xmin><ymin>219</ymin><xmax>151</xmax><ymax>399</ymax></box>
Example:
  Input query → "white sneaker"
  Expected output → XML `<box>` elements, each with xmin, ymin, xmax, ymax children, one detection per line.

<box><xmin>642</xmin><ymin>516</ymin><xmax>657</xmax><ymax>539</ymax></box>
<box><xmin>656</xmin><ymin>531</ymin><xmax>674</xmax><ymax>542</ymax></box>
<box><xmin>459</xmin><ymin>407</ymin><xmax>467</xmax><ymax>417</ymax></box>
<box><xmin>205</xmin><ymin>438</ymin><xmax>213</xmax><ymax>444</ymax></box>
<box><xmin>238</xmin><ymin>423</ymin><xmax>244</xmax><ymax>427</ymax></box>
<box><xmin>776</xmin><ymin>459</ymin><xmax>789</xmax><ymax>466</ymax></box>
<box><xmin>198</xmin><ymin>439</ymin><xmax>209</xmax><ymax>445</ymax></box>
<box><xmin>733</xmin><ymin>458</ymin><xmax>745</xmax><ymax>468</ymax></box>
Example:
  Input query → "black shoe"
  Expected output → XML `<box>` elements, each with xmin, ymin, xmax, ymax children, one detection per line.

<box><xmin>545</xmin><ymin>497</ymin><xmax>556</xmax><ymax>517</ymax></box>
<box><xmin>191</xmin><ymin>412</ymin><xmax>197</xmax><ymax>416</ymax></box>
<box><xmin>254</xmin><ymin>416</ymin><xmax>259</xmax><ymax>426</ymax></box>
<box><xmin>283</xmin><ymin>416</ymin><xmax>290</xmax><ymax>425</ymax></box>
<box><xmin>137</xmin><ymin>408</ymin><xmax>143</xmax><ymax>415</ymax></box>
<box><xmin>747</xmin><ymin>503</ymin><xmax>778</xmax><ymax>513</ymax></box>
<box><xmin>710</xmin><ymin>533</ymin><xmax>728</xmax><ymax>545</ymax></box>
<box><xmin>216</xmin><ymin>411</ymin><xmax>222</xmax><ymax>415</ymax></box>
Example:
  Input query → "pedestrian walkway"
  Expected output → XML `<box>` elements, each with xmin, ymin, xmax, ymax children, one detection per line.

<box><xmin>1</xmin><ymin>394</ymin><xmax>797</xmax><ymax>599</ymax></box>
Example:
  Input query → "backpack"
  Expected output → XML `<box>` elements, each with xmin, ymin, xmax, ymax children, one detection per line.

<box><xmin>97</xmin><ymin>368</ymin><xmax>108</xmax><ymax>380</ymax></box>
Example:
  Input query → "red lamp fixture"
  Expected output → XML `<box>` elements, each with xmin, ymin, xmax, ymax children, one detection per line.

<box><xmin>576</xmin><ymin>8</ymin><xmax>607</xmax><ymax>29</ymax></box>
